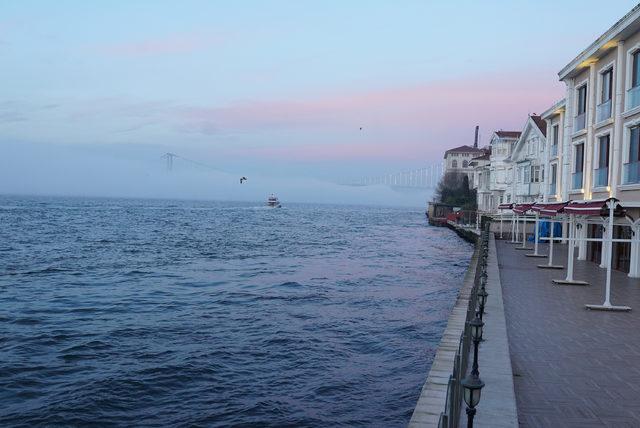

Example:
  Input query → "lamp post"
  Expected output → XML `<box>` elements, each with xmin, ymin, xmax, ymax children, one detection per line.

<box><xmin>477</xmin><ymin>288</ymin><xmax>488</xmax><ymax>320</ymax></box>
<box><xmin>463</xmin><ymin>313</ymin><xmax>485</xmax><ymax>428</ymax></box>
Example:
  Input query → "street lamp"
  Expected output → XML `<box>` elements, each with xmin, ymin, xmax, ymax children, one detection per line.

<box><xmin>461</xmin><ymin>372</ymin><xmax>485</xmax><ymax>428</ymax></box>
<box><xmin>477</xmin><ymin>288</ymin><xmax>488</xmax><ymax>320</ymax></box>
<box><xmin>463</xmin><ymin>312</ymin><xmax>485</xmax><ymax>428</ymax></box>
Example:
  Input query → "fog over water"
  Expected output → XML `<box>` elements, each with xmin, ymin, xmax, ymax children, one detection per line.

<box><xmin>1</xmin><ymin>142</ymin><xmax>432</xmax><ymax>207</ymax></box>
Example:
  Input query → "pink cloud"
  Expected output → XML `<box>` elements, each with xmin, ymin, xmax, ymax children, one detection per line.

<box><xmin>173</xmin><ymin>70</ymin><xmax>565</xmax><ymax>160</ymax></box>
<box><xmin>98</xmin><ymin>33</ymin><xmax>223</xmax><ymax>56</ymax></box>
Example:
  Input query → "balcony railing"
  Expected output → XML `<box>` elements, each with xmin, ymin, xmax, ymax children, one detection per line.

<box><xmin>550</xmin><ymin>144</ymin><xmax>558</xmax><ymax>157</ymax></box>
<box><xmin>596</xmin><ymin>100</ymin><xmax>612</xmax><ymax>122</ymax></box>
<box><xmin>549</xmin><ymin>182</ymin><xmax>557</xmax><ymax>196</ymax></box>
<box><xmin>572</xmin><ymin>171</ymin><xmax>583</xmax><ymax>190</ymax></box>
<box><xmin>623</xmin><ymin>161</ymin><xmax>640</xmax><ymax>184</ymax></box>
<box><xmin>574</xmin><ymin>113</ymin><xmax>586</xmax><ymax>131</ymax></box>
<box><xmin>627</xmin><ymin>86</ymin><xmax>640</xmax><ymax>111</ymax></box>
<box><xmin>594</xmin><ymin>167</ymin><xmax>608</xmax><ymax>187</ymax></box>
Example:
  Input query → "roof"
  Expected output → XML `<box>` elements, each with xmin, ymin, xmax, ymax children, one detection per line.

<box><xmin>531</xmin><ymin>202</ymin><xmax>569</xmax><ymax>217</ymax></box>
<box><xmin>512</xmin><ymin>203</ymin><xmax>533</xmax><ymax>215</ymax></box>
<box><xmin>564</xmin><ymin>198</ymin><xmax>625</xmax><ymax>216</ymax></box>
<box><xmin>559</xmin><ymin>4</ymin><xmax>640</xmax><ymax>80</ymax></box>
<box><xmin>443</xmin><ymin>145</ymin><xmax>486</xmax><ymax>158</ymax></box>
<box><xmin>531</xmin><ymin>115</ymin><xmax>547</xmax><ymax>137</ymax></box>
<box><xmin>541</xmin><ymin>99</ymin><xmax>566</xmax><ymax>119</ymax></box>
<box><xmin>471</xmin><ymin>153</ymin><xmax>491</xmax><ymax>161</ymax></box>
<box><xmin>495</xmin><ymin>131</ymin><xmax>521</xmax><ymax>139</ymax></box>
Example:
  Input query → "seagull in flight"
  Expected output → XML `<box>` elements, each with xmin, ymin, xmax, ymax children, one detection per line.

<box><xmin>240</xmin><ymin>177</ymin><xmax>247</xmax><ymax>184</ymax></box>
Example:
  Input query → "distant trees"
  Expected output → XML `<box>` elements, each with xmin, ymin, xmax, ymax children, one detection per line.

<box><xmin>434</xmin><ymin>172</ymin><xmax>477</xmax><ymax>210</ymax></box>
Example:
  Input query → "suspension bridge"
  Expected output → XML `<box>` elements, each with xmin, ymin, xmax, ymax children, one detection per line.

<box><xmin>162</xmin><ymin>153</ymin><xmax>443</xmax><ymax>189</ymax></box>
<box><xmin>341</xmin><ymin>164</ymin><xmax>444</xmax><ymax>189</ymax></box>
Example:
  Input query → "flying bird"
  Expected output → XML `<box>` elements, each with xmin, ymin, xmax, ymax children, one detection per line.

<box><xmin>240</xmin><ymin>177</ymin><xmax>247</xmax><ymax>184</ymax></box>
<box><xmin>359</xmin><ymin>127</ymin><xmax>363</xmax><ymax>131</ymax></box>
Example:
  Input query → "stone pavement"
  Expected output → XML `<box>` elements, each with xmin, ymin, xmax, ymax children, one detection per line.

<box><xmin>472</xmin><ymin>234</ymin><xmax>518</xmax><ymax>427</ymax></box>
<box><xmin>497</xmin><ymin>239</ymin><xmax>640</xmax><ymax>427</ymax></box>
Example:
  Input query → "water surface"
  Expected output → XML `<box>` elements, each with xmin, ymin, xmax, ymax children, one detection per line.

<box><xmin>0</xmin><ymin>196</ymin><xmax>472</xmax><ymax>427</ymax></box>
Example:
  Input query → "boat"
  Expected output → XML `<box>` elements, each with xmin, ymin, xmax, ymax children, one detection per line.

<box><xmin>267</xmin><ymin>194</ymin><xmax>281</xmax><ymax>208</ymax></box>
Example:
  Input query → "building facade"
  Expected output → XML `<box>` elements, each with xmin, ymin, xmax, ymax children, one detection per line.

<box><xmin>443</xmin><ymin>145</ymin><xmax>487</xmax><ymax>181</ymax></box>
<box><xmin>487</xmin><ymin>131</ymin><xmax>520</xmax><ymax>210</ymax></box>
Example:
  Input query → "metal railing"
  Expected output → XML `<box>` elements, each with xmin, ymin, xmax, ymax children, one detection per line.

<box><xmin>438</xmin><ymin>224</ymin><xmax>490</xmax><ymax>428</ymax></box>
<box><xmin>624</xmin><ymin>161</ymin><xmax>640</xmax><ymax>184</ymax></box>
<box><xmin>574</xmin><ymin>113</ymin><xmax>586</xmax><ymax>131</ymax></box>
<box><xmin>596</xmin><ymin>99</ymin><xmax>612</xmax><ymax>122</ymax></box>
<box><xmin>627</xmin><ymin>86</ymin><xmax>640</xmax><ymax>111</ymax></box>
<box><xmin>594</xmin><ymin>167</ymin><xmax>608</xmax><ymax>187</ymax></box>
<box><xmin>572</xmin><ymin>171</ymin><xmax>583</xmax><ymax>190</ymax></box>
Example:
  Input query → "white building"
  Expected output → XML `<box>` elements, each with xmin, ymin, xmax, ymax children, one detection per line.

<box><xmin>505</xmin><ymin>115</ymin><xmax>548</xmax><ymax>204</ymax></box>
<box><xmin>443</xmin><ymin>145</ymin><xmax>487</xmax><ymax>182</ymax></box>
<box><xmin>487</xmin><ymin>130</ymin><xmax>521</xmax><ymax>210</ymax></box>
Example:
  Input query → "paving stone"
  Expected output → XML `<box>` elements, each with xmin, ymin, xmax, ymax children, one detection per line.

<box><xmin>497</xmin><ymin>239</ymin><xmax>640</xmax><ymax>427</ymax></box>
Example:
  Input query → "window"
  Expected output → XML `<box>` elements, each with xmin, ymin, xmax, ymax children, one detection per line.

<box><xmin>633</xmin><ymin>51</ymin><xmax>640</xmax><ymax>88</ymax></box>
<box><xmin>550</xmin><ymin>164</ymin><xmax>558</xmax><ymax>195</ymax></box>
<box><xmin>531</xmin><ymin>165</ymin><xmax>540</xmax><ymax>183</ymax></box>
<box><xmin>595</xmin><ymin>135</ymin><xmax>610</xmax><ymax>187</ymax></box>
<box><xmin>573</xmin><ymin>143</ymin><xmax>584</xmax><ymax>189</ymax></box>
<box><xmin>577</xmin><ymin>85</ymin><xmax>587</xmax><ymax>115</ymax></box>
<box><xmin>629</xmin><ymin>52</ymin><xmax>640</xmax><ymax>110</ymax></box>
<box><xmin>551</xmin><ymin>124</ymin><xmax>559</xmax><ymax>156</ymax></box>
<box><xmin>624</xmin><ymin>125</ymin><xmax>640</xmax><ymax>183</ymax></box>
<box><xmin>602</xmin><ymin>68</ymin><xmax>613</xmax><ymax>102</ymax></box>
<box><xmin>452</xmin><ymin>160</ymin><xmax>458</xmax><ymax>168</ymax></box>
<box><xmin>462</xmin><ymin>160</ymin><xmax>469</xmax><ymax>168</ymax></box>
<box><xmin>576</xmin><ymin>85</ymin><xmax>587</xmax><ymax>130</ymax></box>
<box><xmin>523</xmin><ymin>166</ymin><xmax>530</xmax><ymax>183</ymax></box>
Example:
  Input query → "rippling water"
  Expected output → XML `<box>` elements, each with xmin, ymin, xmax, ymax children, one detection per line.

<box><xmin>0</xmin><ymin>195</ymin><xmax>472</xmax><ymax>427</ymax></box>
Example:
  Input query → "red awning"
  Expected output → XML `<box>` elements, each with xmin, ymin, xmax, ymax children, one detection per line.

<box><xmin>563</xmin><ymin>198</ymin><xmax>624</xmax><ymax>216</ymax></box>
<box><xmin>497</xmin><ymin>203</ymin><xmax>513</xmax><ymax>210</ymax></box>
<box><xmin>531</xmin><ymin>202</ymin><xmax>569</xmax><ymax>217</ymax></box>
<box><xmin>512</xmin><ymin>203</ymin><xmax>533</xmax><ymax>215</ymax></box>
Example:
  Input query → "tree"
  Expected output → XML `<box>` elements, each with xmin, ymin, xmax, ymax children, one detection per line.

<box><xmin>434</xmin><ymin>172</ymin><xmax>477</xmax><ymax>210</ymax></box>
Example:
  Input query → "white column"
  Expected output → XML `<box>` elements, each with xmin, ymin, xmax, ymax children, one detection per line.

<box><xmin>584</xmin><ymin>63</ymin><xmax>597</xmax><ymax>199</ymax></box>
<box><xmin>612</xmin><ymin>40</ymin><xmax>626</xmax><ymax>198</ymax></box>
<box><xmin>565</xmin><ymin>216</ymin><xmax>576</xmax><ymax>282</ymax></box>
<box><xmin>578</xmin><ymin>219</ymin><xmax>588</xmax><ymax>260</ymax></box>
<box><xmin>562</xmin><ymin>79</ymin><xmax>575</xmax><ymax>203</ymax></box>
<box><xmin>533</xmin><ymin>212</ymin><xmax>541</xmax><ymax>255</ymax></box>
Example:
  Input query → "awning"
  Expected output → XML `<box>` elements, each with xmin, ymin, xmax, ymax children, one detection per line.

<box><xmin>563</xmin><ymin>198</ymin><xmax>625</xmax><ymax>216</ymax></box>
<box><xmin>497</xmin><ymin>203</ymin><xmax>513</xmax><ymax>210</ymax></box>
<box><xmin>512</xmin><ymin>203</ymin><xmax>533</xmax><ymax>215</ymax></box>
<box><xmin>531</xmin><ymin>202</ymin><xmax>569</xmax><ymax>217</ymax></box>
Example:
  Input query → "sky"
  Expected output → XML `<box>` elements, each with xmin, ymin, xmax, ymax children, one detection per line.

<box><xmin>1</xmin><ymin>0</ymin><xmax>639</xmax><ymax>205</ymax></box>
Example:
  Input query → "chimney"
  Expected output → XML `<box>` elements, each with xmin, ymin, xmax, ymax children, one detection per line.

<box><xmin>474</xmin><ymin>126</ymin><xmax>479</xmax><ymax>148</ymax></box>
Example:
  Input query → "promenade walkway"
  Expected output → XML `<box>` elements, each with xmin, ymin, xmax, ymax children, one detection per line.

<box><xmin>497</xmin><ymin>240</ymin><xmax>640</xmax><ymax>427</ymax></box>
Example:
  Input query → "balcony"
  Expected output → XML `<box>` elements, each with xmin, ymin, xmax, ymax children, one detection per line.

<box><xmin>549</xmin><ymin>182</ymin><xmax>557</xmax><ymax>196</ymax></box>
<box><xmin>596</xmin><ymin>100</ymin><xmax>612</xmax><ymax>122</ymax></box>
<box><xmin>627</xmin><ymin>86</ymin><xmax>640</xmax><ymax>111</ymax></box>
<box><xmin>623</xmin><ymin>161</ymin><xmax>640</xmax><ymax>184</ymax></box>
<box><xmin>574</xmin><ymin>113</ymin><xmax>586</xmax><ymax>132</ymax></box>
<box><xmin>594</xmin><ymin>167</ymin><xmax>608</xmax><ymax>187</ymax></box>
<box><xmin>572</xmin><ymin>171</ymin><xmax>583</xmax><ymax>190</ymax></box>
<box><xmin>551</xmin><ymin>144</ymin><xmax>558</xmax><ymax>157</ymax></box>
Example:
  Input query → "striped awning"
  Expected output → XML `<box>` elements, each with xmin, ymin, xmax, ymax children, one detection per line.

<box><xmin>497</xmin><ymin>203</ymin><xmax>513</xmax><ymax>210</ymax></box>
<box><xmin>563</xmin><ymin>198</ymin><xmax>624</xmax><ymax>216</ymax></box>
<box><xmin>531</xmin><ymin>202</ymin><xmax>569</xmax><ymax>217</ymax></box>
<box><xmin>512</xmin><ymin>203</ymin><xmax>533</xmax><ymax>215</ymax></box>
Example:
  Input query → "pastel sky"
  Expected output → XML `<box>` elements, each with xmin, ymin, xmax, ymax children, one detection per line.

<box><xmin>1</xmin><ymin>1</ymin><xmax>639</xmax><ymax>202</ymax></box>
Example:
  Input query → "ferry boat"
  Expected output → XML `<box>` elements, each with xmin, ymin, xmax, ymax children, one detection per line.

<box><xmin>267</xmin><ymin>195</ymin><xmax>281</xmax><ymax>208</ymax></box>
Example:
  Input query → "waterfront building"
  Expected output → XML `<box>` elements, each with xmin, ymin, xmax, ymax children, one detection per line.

<box><xmin>504</xmin><ymin>115</ymin><xmax>547</xmax><ymax>204</ymax></box>
<box><xmin>443</xmin><ymin>145</ymin><xmax>486</xmax><ymax>182</ymax></box>
<box><xmin>486</xmin><ymin>131</ymin><xmax>521</xmax><ymax>210</ymax></box>
<box><xmin>557</xmin><ymin>3</ymin><xmax>640</xmax><ymax>275</ymax></box>
<box><xmin>469</xmin><ymin>151</ymin><xmax>492</xmax><ymax>211</ymax></box>
<box><xmin>541</xmin><ymin>99</ymin><xmax>566</xmax><ymax>202</ymax></box>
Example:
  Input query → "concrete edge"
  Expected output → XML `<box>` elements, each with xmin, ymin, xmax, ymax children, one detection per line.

<box><xmin>472</xmin><ymin>234</ymin><xmax>518</xmax><ymax>427</ymax></box>
<box><xmin>408</xmin><ymin>229</ymin><xmax>480</xmax><ymax>427</ymax></box>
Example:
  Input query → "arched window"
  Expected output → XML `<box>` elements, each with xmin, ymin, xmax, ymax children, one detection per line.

<box><xmin>452</xmin><ymin>160</ymin><xmax>458</xmax><ymax>168</ymax></box>
<box><xmin>462</xmin><ymin>160</ymin><xmax>469</xmax><ymax>168</ymax></box>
